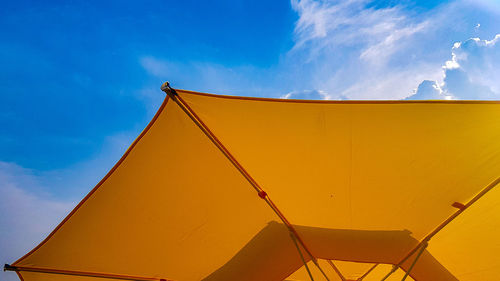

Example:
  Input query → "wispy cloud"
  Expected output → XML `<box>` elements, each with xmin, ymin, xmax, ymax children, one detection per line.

<box><xmin>283</xmin><ymin>0</ymin><xmax>446</xmax><ymax>99</ymax></box>
<box><xmin>139</xmin><ymin>56</ymin><xmax>282</xmax><ymax>98</ymax></box>
<box><xmin>0</xmin><ymin>162</ymin><xmax>73</xmax><ymax>281</ymax></box>
<box><xmin>280</xmin><ymin>89</ymin><xmax>347</xmax><ymax>100</ymax></box>
<box><xmin>3</xmin><ymin>2</ymin><xmax>500</xmax><ymax>280</ymax></box>
<box><xmin>359</xmin><ymin>21</ymin><xmax>428</xmax><ymax>64</ymax></box>
<box><xmin>286</xmin><ymin>0</ymin><xmax>500</xmax><ymax>100</ymax></box>
<box><xmin>290</xmin><ymin>0</ymin><xmax>430</xmax><ymax>64</ymax></box>
<box><xmin>0</xmin><ymin>131</ymin><xmax>137</xmax><ymax>281</ymax></box>
<box><xmin>140</xmin><ymin>0</ymin><xmax>438</xmax><ymax>101</ymax></box>
<box><xmin>139</xmin><ymin>1</ymin><xmax>500</xmax><ymax>102</ymax></box>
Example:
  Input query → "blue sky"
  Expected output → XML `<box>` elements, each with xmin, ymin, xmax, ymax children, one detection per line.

<box><xmin>0</xmin><ymin>1</ymin><xmax>293</xmax><ymax>170</ymax></box>
<box><xmin>1</xmin><ymin>0</ymin><xmax>500</xmax><ymax>280</ymax></box>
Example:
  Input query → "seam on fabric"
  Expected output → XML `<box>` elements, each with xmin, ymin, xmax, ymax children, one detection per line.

<box><xmin>16</xmin><ymin>271</ymin><xmax>25</xmax><ymax>281</ymax></box>
<box><xmin>12</xmin><ymin>97</ymin><xmax>171</xmax><ymax>266</ymax></box>
<box><xmin>176</xmin><ymin>89</ymin><xmax>500</xmax><ymax>104</ymax></box>
<box><xmin>348</xmin><ymin>106</ymin><xmax>353</xmax><ymax>228</ymax></box>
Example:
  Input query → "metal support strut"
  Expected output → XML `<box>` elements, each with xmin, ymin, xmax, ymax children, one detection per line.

<box><xmin>385</xmin><ymin>176</ymin><xmax>500</xmax><ymax>280</ymax></box>
<box><xmin>4</xmin><ymin>264</ymin><xmax>165</xmax><ymax>281</ymax></box>
<box><xmin>161</xmin><ymin>82</ymin><xmax>331</xmax><ymax>281</ymax></box>
<box><xmin>380</xmin><ymin>265</ymin><xmax>399</xmax><ymax>281</ymax></box>
<box><xmin>290</xmin><ymin>232</ymin><xmax>315</xmax><ymax>281</ymax></box>
<box><xmin>326</xmin><ymin>260</ymin><xmax>346</xmax><ymax>281</ymax></box>
<box><xmin>4</xmin><ymin>264</ymin><xmax>14</xmax><ymax>272</ymax></box>
<box><xmin>380</xmin><ymin>240</ymin><xmax>428</xmax><ymax>281</ymax></box>
<box><xmin>401</xmin><ymin>242</ymin><xmax>428</xmax><ymax>281</ymax></box>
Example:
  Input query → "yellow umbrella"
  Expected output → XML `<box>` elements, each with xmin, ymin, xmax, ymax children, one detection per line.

<box><xmin>5</xmin><ymin>83</ymin><xmax>500</xmax><ymax>281</ymax></box>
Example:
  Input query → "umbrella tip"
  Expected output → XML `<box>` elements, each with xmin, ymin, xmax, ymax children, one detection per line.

<box><xmin>160</xmin><ymin>81</ymin><xmax>170</xmax><ymax>92</ymax></box>
<box><xmin>161</xmin><ymin>81</ymin><xmax>178</xmax><ymax>98</ymax></box>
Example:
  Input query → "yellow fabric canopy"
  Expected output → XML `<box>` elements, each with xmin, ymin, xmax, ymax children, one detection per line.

<box><xmin>8</xmin><ymin>87</ymin><xmax>500</xmax><ymax>281</ymax></box>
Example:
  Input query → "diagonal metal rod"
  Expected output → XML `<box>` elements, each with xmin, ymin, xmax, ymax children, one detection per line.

<box><xmin>312</xmin><ymin>258</ymin><xmax>332</xmax><ymax>281</ymax></box>
<box><xmin>4</xmin><ymin>264</ymin><xmax>169</xmax><ymax>281</ymax></box>
<box><xmin>165</xmin><ymin>84</ymin><xmax>500</xmax><ymax>281</ymax></box>
<box><xmin>290</xmin><ymin>232</ymin><xmax>315</xmax><ymax>281</ymax></box>
<box><xmin>382</xmin><ymin>176</ymin><xmax>500</xmax><ymax>280</ymax></box>
<box><xmin>161</xmin><ymin>82</ymin><xmax>331</xmax><ymax>280</ymax></box>
<box><xmin>401</xmin><ymin>242</ymin><xmax>428</xmax><ymax>281</ymax></box>
<box><xmin>358</xmin><ymin>263</ymin><xmax>378</xmax><ymax>281</ymax></box>
<box><xmin>380</xmin><ymin>265</ymin><xmax>399</xmax><ymax>281</ymax></box>
<box><xmin>326</xmin><ymin>260</ymin><xmax>346</xmax><ymax>281</ymax></box>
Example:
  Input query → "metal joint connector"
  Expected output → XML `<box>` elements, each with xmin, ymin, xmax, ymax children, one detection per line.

<box><xmin>160</xmin><ymin>82</ymin><xmax>178</xmax><ymax>99</ymax></box>
<box><xmin>4</xmin><ymin>264</ymin><xmax>16</xmax><ymax>272</ymax></box>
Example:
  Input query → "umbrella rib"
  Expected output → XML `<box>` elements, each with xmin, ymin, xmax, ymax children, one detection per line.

<box><xmin>384</xmin><ymin>176</ymin><xmax>500</xmax><ymax>280</ymax></box>
<box><xmin>326</xmin><ymin>260</ymin><xmax>346</xmax><ymax>281</ymax></box>
<box><xmin>401</xmin><ymin>242</ymin><xmax>428</xmax><ymax>281</ymax></box>
<box><xmin>358</xmin><ymin>263</ymin><xmax>378</xmax><ymax>281</ymax></box>
<box><xmin>3</xmin><ymin>265</ymin><xmax>172</xmax><ymax>281</ymax></box>
<box><xmin>161</xmin><ymin>83</ymin><xmax>330</xmax><ymax>280</ymax></box>
<box><xmin>290</xmin><ymin>232</ymin><xmax>315</xmax><ymax>281</ymax></box>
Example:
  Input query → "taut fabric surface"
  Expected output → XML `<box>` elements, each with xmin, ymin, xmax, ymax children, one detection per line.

<box><xmin>11</xmin><ymin>90</ymin><xmax>500</xmax><ymax>281</ymax></box>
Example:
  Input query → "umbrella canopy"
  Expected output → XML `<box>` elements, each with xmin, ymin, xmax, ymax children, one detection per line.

<box><xmin>7</xmin><ymin>85</ymin><xmax>500</xmax><ymax>281</ymax></box>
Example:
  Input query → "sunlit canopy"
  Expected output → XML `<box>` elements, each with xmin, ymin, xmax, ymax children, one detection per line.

<box><xmin>9</xmin><ymin>89</ymin><xmax>500</xmax><ymax>281</ymax></box>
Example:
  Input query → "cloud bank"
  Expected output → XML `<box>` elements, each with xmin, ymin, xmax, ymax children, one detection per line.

<box><xmin>140</xmin><ymin>0</ymin><xmax>500</xmax><ymax>101</ymax></box>
<box><xmin>288</xmin><ymin>0</ymin><xmax>500</xmax><ymax>100</ymax></box>
<box><xmin>409</xmin><ymin>34</ymin><xmax>500</xmax><ymax>99</ymax></box>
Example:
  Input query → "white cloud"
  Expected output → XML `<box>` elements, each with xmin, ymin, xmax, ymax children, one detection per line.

<box><xmin>139</xmin><ymin>1</ymin><xmax>444</xmax><ymax>101</ymax></box>
<box><xmin>3</xmin><ymin>3</ymin><xmax>500</xmax><ymax>280</ymax></box>
<box><xmin>288</xmin><ymin>0</ymin><xmax>500</xmax><ymax>100</ymax></box>
<box><xmin>406</xmin><ymin>80</ymin><xmax>452</xmax><ymax>100</ymax></box>
<box><xmin>139</xmin><ymin>56</ymin><xmax>283</xmax><ymax>98</ymax></box>
<box><xmin>465</xmin><ymin>0</ymin><xmax>500</xmax><ymax>15</ymax></box>
<box><xmin>281</xmin><ymin>89</ymin><xmax>346</xmax><ymax>100</ymax></box>
<box><xmin>290</xmin><ymin>0</ymin><xmax>430</xmax><ymax>65</ymax></box>
<box><xmin>140</xmin><ymin>56</ymin><xmax>175</xmax><ymax>78</ymax></box>
<box><xmin>0</xmin><ymin>162</ymin><xmax>74</xmax><ymax>281</ymax></box>
<box><xmin>409</xmin><ymin>34</ymin><xmax>500</xmax><ymax>100</ymax></box>
<box><xmin>448</xmin><ymin>35</ymin><xmax>500</xmax><ymax>95</ymax></box>
<box><xmin>359</xmin><ymin>21</ymin><xmax>428</xmax><ymax>64</ymax></box>
<box><xmin>139</xmin><ymin>1</ymin><xmax>500</xmax><ymax>102</ymax></box>
<box><xmin>0</xmin><ymin>131</ymin><xmax>137</xmax><ymax>281</ymax></box>
<box><xmin>284</xmin><ymin>0</ymin><xmax>446</xmax><ymax>99</ymax></box>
